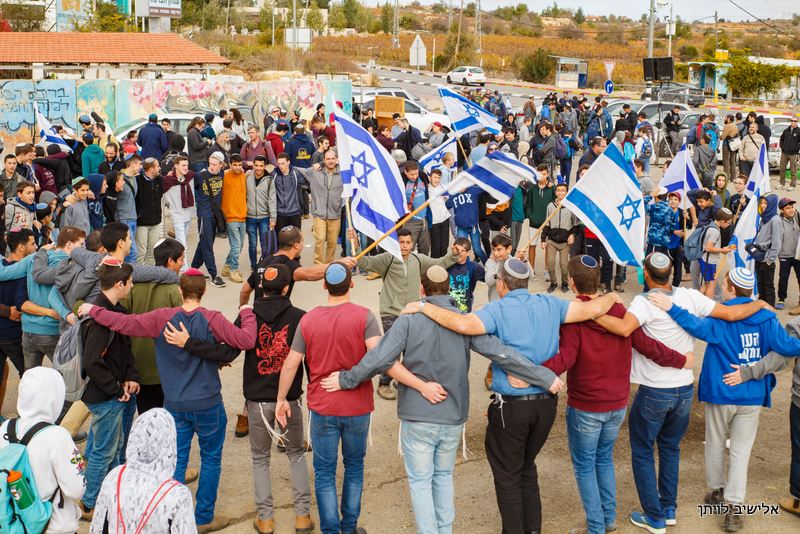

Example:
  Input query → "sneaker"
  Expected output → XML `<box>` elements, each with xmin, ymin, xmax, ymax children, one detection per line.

<box><xmin>544</xmin><ymin>270</ymin><xmax>550</xmax><ymax>282</ymax></box>
<box><xmin>235</xmin><ymin>413</ymin><xmax>249</xmax><ymax>437</ymax></box>
<box><xmin>605</xmin><ymin>522</ymin><xmax>618</xmax><ymax>532</ymax></box>
<box><xmin>704</xmin><ymin>487</ymin><xmax>725</xmax><ymax>505</ymax></box>
<box><xmin>614</xmin><ymin>284</ymin><xmax>625</xmax><ymax>293</ymax></box>
<box><xmin>167</xmin><ymin>229</ymin><xmax>176</xmax><ymax>238</ymax></box>
<box><xmin>72</xmin><ymin>430</ymin><xmax>88</xmax><ymax>444</ymax></box>
<box><xmin>184</xmin><ymin>467</ymin><xmax>199</xmax><ymax>484</ymax></box>
<box><xmin>197</xmin><ymin>515</ymin><xmax>231</xmax><ymax>533</ymax></box>
<box><xmin>722</xmin><ymin>507</ymin><xmax>743</xmax><ymax>532</ymax></box>
<box><xmin>547</xmin><ymin>282</ymin><xmax>557</xmax><ymax>293</ymax></box>
<box><xmin>229</xmin><ymin>270</ymin><xmax>243</xmax><ymax>283</ymax></box>
<box><xmin>779</xmin><ymin>496</ymin><xmax>800</xmax><ymax>517</ymax></box>
<box><xmin>561</xmin><ymin>282</ymin><xmax>569</xmax><ymax>293</ymax></box>
<box><xmin>295</xmin><ymin>514</ymin><xmax>314</xmax><ymax>533</ymax></box>
<box><xmin>568</xmin><ymin>529</ymin><xmax>587</xmax><ymax>534</ymax></box>
<box><xmin>254</xmin><ymin>518</ymin><xmax>274</xmax><ymax>534</ymax></box>
<box><xmin>377</xmin><ymin>384</ymin><xmax>396</xmax><ymax>400</ymax></box>
<box><xmin>220</xmin><ymin>265</ymin><xmax>231</xmax><ymax>278</ymax></box>
<box><xmin>776</xmin><ymin>300</ymin><xmax>786</xmax><ymax>310</ymax></box>
<box><xmin>629</xmin><ymin>511</ymin><xmax>666</xmax><ymax>534</ymax></box>
<box><xmin>210</xmin><ymin>276</ymin><xmax>226</xmax><ymax>288</ymax></box>
<box><xmin>664</xmin><ymin>507</ymin><xmax>676</xmax><ymax>526</ymax></box>
<box><xmin>79</xmin><ymin>501</ymin><xmax>94</xmax><ymax>522</ymax></box>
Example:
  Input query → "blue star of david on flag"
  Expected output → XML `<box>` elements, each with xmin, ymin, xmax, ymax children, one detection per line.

<box><xmin>465</xmin><ymin>104</ymin><xmax>480</xmax><ymax>118</ymax></box>
<box><xmin>617</xmin><ymin>194</ymin><xmax>642</xmax><ymax>231</ymax></box>
<box><xmin>352</xmin><ymin>151</ymin><xmax>375</xmax><ymax>188</ymax></box>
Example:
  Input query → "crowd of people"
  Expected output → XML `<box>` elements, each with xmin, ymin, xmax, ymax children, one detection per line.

<box><xmin>0</xmin><ymin>89</ymin><xmax>797</xmax><ymax>534</ymax></box>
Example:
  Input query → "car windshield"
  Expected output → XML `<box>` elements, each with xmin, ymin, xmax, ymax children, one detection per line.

<box><xmin>604</xmin><ymin>102</ymin><xmax>629</xmax><ymax>116</ymax></box>
<box><xmin>116</xmin><ymin>118</ymin><xmax>144</xmax><ymax>134</ymax></box>
<box><xmin>469</xmin><ymin>68</ymin><xmax>484</xmax><ymax>74</ymax></box>
<box><xmin>772</xmin><ymin>123</ymin><xmax>789</xmax><ymax>138</ymax></box>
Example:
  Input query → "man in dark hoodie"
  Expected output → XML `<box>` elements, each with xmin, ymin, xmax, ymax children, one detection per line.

<box><xmin>284</xmin><ymin>124</ymin><xmax>315</xmax><ymax>170</ymax></box>
<box><xmin>271</xmin><ymin>152</ymin><xmax>308</xmax><ymax>233</ymax></box>
<box><xmin>34</xmin><ymin>144</ymin><xmax>71</xmax><ymax>192</ymax></box>
<box><xmin>138</xmin><ymin>113</ymin><xmax>169</xmax><ymax>161</ymax></box>
<box><xmin>85</xmin><ymin>173</ymin><xmax>107</xmax><ymax>230</ymax></box>
<box><xmin>756</xmin><ymin>115</ymin><xmax>772</xmax><ymax>146</ymax></box>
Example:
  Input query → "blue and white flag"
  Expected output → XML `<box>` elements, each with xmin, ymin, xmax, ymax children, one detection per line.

<box><xmin>333</xmin><ymin>104</ymin><xmax>407</xmax><ymax>260</ymax></box>
<box><xmin>730</xmin><ymin>171</ymin><xmax>769</xmax><ymax>280</ymax></box>
<box><xmin>36</xmin><ymin>107</ymin><xmax>72</xmax><ymax>153</ymax></box>
<box><xmin>419</xmin><ymin>136</ymin><xmax>457</xmax><ymax>175</ymax></box>
<box><xmin>562</xmin><ymin>143</ymin><xmax>645</xmax><ymax>267</ymax></box>
<box><xmin>659</xmin><ymin>143</ymin><xmax>700</xmax><ymax>209</ymax></box>
<box><xmin>459</xmin><ymin>150</ymin><xmax>533</xmax><ymax>203</ymax></box>
<box><xmin>744</xmin><ymin>144</ymin><xmax>770</xmax><ymax>198</ymax></box>
<box><xmin>438</xmin><ymin>86</ymin><xmax>501</xmax><ymax>135</ymax></box>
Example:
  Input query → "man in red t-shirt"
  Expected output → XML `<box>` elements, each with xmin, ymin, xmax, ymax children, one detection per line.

<box><xmin>276</xmin><ymin>262</ymin><xmax>381</xmax><ymax>534</ymax></box>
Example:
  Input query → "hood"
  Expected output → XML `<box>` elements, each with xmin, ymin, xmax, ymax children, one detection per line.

<box><xmin>125</xmin><ymin>407</ymin><xmax>177</xmax><ymax>477</ymax></box>
<box><xmin>87</xmin><ymin>173</ymin><xmax>105</xmax><ymax>197</ymax></box>
<box><xmin>760</xmin><ymin>193</ymin><xmax>779</xmax><ymax>223</ymax></box>
<box><xmin>756</xmin><ymin>115</ymin><xmax>765</xmax><ymax>125</ymax></box>
<box><xmin>168</xmin><ymin>134</ymin><xmax>186</xmax><ymax>152</ymax></box>
<box><xmin>723</xmin><ymin>297</ymin><xmax>776</xmax><ymax>326</ymax></box>
<box><xmin>253</xmin><ymin>294</ymin><xmax>293</xmax><ymax>323</ymax></box>
<box><xmin>17</xmin><ymin>367</ymin><xmax>65</xmax><ymax>426</ymax></box>
<box><xmin>38</xmin><ymin>190</ymin><xmax>58</xmax><ymax>206</ymax></box>
<box><xmin>292</xmin><ymin>133</ymin><xmax>312</xmax><ymax>143</ymax></box>
<box><xmin>85</xmin><ymin>144</ymin><xmax>103</xmax><ymax>154</ymax></box>
<box><xmin>786</xmin><ymin>316</ymin><xmax>800</xmax><ymax>339</ymax></box>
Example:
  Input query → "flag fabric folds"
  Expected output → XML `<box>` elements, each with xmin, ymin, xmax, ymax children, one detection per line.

<box><xmin>419</xmin><ymin>136</ymin><xmax>457</xmax><ymax>175</ymax></box>
<box><xmin>36</xmin><ymin>107</ymin><xmax>72</xmax><ymax>153</ymax></box>
<box><xmin>659</xmin><ymin>143</ymin><xmax>701</xmax><ymax>209</ymax></box>
<box><xmin>438</xmin><ymin>86</ymin><xmax>501</xmax><ymax>135</ymax></box>
<box><xmin>333</xmin><ymin>104</ymin><xmax>407</xmax><ymax>260</ymax></box>
<box><xmin>459</xmin><ymin>150</ymin><xmax>534</xmax><ymax>203</ymax></box>
<box><xmin>745</xmin><ymin>144</ymin><xmax>770</xmax><ymax>198</ymax></box>
<box><xmin>562</xmin><ymin>143</ymin><xmax>646</xmax><ymax>267</ymax></box>
<box><xmin>730</xmin><ymin>169</ymin><xmax>769</xmax><ymax>278</ymax></box>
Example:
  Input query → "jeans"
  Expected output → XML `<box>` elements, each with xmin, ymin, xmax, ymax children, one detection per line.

<box><xmin>791</xmin><ymin>402</ymin><xmax>800</xmax><ymax>499</ymax></box>
<box><xmin>246</xmin><ymin>217</ymin><xmax>270</xmax><ymax>269</ymax></box>
<box><xmin>172</xmin><ymin>218</ymin><xmax>192</xmax><ymax>251</ymax></box>
<box><xmin>310</xmin><ymin>410</ymin><xmax>370</xmax><ymax>534</ymax></box>
<box><xmin>191</xmin><ymin>216</ymin><xmax>218</xmax><ymax>278</ymax></box>
<box><xmin>401</xmin><ymin>421</ymin><xmax>463</xmax><ymax>534</ymax></box>
<box><xmin>0</xmin><ymin>338</ymin><xmax>24</xmax><ymax>377</ymax></box>
<box><xmin>225</xmin><ymin>220</ymin><xmax>245</xmax><ymax>271</ymax></box>
<box><xmin>667</xmin><ymin>247</ymin><xmax>684</xmax><ymax>287</ymax></box>
<box><xmin>169</xmin><ymin>402</ymin><xmax>227</xmax><ymax>525</ymax></box>
<box><xmin>21</xmin><ymin>332</ymin><xmax>59</xmax><ymax>372</ymax></box>
<box><xmin>456</xmin><ymin>226</ymin><xmax>488</xmax><ymax>263</ymax></box>
<box><xmin>83</xmin><ymin>397</ymin><xmax>136</xmax><ymax>509</ymax></box>
<box><xmin>629</xmin><ymin>384</ymin><xmax>693</xmax><ymax>522</ymax></box>
<box><xmin>121</xmin><ymin>219</ymin><xmax>138</xmax><ymax>263</ymax></box>
<box><xmin>135</xmin><ymin>223</ymin><xmax>162</xmax><ymax>265</ymax></box>
<box><xmin>755</xmin><ymin>260</ymin><xmax>776</xmax><ymax>307</ymax></box>
<box><xmin>567</xmin><ymin>406</ymin><xmax>626</xmax><ymax>534</ymax></box>
<box><xmin>778</xmin><ymin>257</ymin><xmax>800</xmax><ymax>302</ymax></box>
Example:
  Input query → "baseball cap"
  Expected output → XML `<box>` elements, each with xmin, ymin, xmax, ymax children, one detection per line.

<box><xmin>209</xmin><ymin>151</ymin><xmax>226</xmax><ymax>163</ymax></box>
<box><xmin>780</xmin><ymin>197</ymin><xmax>796</xmax><ymax>209</ymax></box>
<box><xmin>432</xmin><ymin>121</ymin><xmax>443</xmax><ymax>128</ymax></box>
<box><xmin>667</xmin><ymin>191</ymin><xmax>681</xmax><ymax>201</ymax></box>
<box><xmin>728</xmin><ymin>267</ymin><xmax>755</xmax><ymax>290</ymax></box>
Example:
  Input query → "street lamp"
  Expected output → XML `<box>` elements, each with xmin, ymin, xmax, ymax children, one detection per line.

<box><xmin>658</xmin><ymin>1</ymin><xmax>675</xmax><ymax>57</ymax></box>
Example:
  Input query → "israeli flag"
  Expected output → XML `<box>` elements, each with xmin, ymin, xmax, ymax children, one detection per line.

<box><xmin>659</xmin><ymin>143</ymin><xmax>700</xmax><ymax>209</ymax></box>
<box><xmin>459</xmin><ymin>150</ymin><xmax>534</xmax><ymax>203</ymax></box>
<box><xmin>36</xmin><ymin>108</ymin><xmax>72</xmax><ymax>153</ymax></box>
<box><xmin>562</xmin><ymin>143</ymin><xmax>645</xmax><ymax>267</ymax></box>
<box><xmin>730</xmin><ymin>171</ymin><xmax>769</xmax><ymax>277</ymax></box>
<box><xmin>438</xmin><ymin>86</ymin><xmax>501</xmax><ymax>135</ymax></box>
<box><xmin>419</xmin><ymin>136</ymin><xmax>457</xmax><ymax>174</ymax></box>
<box><xmin>332</xmin><ymin>104</ymin><xmax>407</xmax><ymax>260</ymax></box>
<box><xmin>744</xmin><ymin>144</ymin><xmax>770</xmax><ymax>198</ymax></box>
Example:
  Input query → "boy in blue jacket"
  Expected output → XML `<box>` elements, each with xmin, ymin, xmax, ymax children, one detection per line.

<box><xmin>445</xmin><ymin>184</ymin><xmax>488</xmax><ymax>263</ymax></box>
<box><xmin>648</xmin><ymin>267</ymin><xmax>800</xmax><ymax>532</ymax></box>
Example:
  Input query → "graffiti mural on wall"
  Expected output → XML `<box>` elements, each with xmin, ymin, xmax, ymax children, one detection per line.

<box><xmin>0</xmin><ymin>79</ymin><xmax>351</xmax><ymax>151</ymax></box>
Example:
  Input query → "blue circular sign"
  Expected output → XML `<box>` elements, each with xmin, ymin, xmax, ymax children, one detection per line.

<box><xmin>604</xmin><ymin>79</ymin><xmax>614</xmax><ymax>94</ymax></box>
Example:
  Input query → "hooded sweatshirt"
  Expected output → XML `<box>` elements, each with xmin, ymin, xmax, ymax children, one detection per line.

<box><xmin>86</xmin><ymin>174</ymin><xmax>106</xmax><ymax>230</ymax></box>
<box><xmin>245</xmin><ymin>169</ymin><xmax>276</xmax><ymax>220</ymax></box>
<box><xmin>60</xmin><ymin>196</ymin><xmax>91</xmax><ymax>235</ymax></box>
<box><xmin>221</xmin><ymin>169</ymin><xmax>247</xmax><ymax>223</ymax></box>
<box><xmin>5</xmin><ymin>196</ymin><xmax>36</xmax><ymax>230</ymax></box>
<box><xmin>284</xmin><ymin>133</ymin><xmax>316</xmax><ymax>169</ymax></box>
<box><xmin>754</xmin><ymin>193</ymin><xmax>783</xmax><ymax>263</ymax></box>
<box><xmin>667</xmin><ymin>296</ymin><xmax>800</xmax><ymax>407</ymax></box>
<box><xmin>81</xmin><ymin>143</ymin><xmax>105</xmax><ymax>176</ymax></box>
<box><xmin>0</xmin><ymin>368</ymin><xmax>85</xmax><ymax>534</ymax></box>
<box><xmin>90</xmin><ymin>408</ymin><xmax>196</xmax><ymax>534</ymax></box>
<box><xmin>445</xmin><ymin>185</ymin><xmax>484</xmax><ymax>229</ymax></box>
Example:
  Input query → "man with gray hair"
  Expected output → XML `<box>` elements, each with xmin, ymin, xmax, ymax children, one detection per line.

<box><xmin>135</xmin><ymin>157</ymin><xmax>164</xmax><ymax>265</ymax></box>
<box><xmin>401</xmin><ymin>257</ymin><xmax>620</xmax><ymax>534</ymax></box>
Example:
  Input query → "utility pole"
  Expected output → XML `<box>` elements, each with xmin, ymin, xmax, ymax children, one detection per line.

<box><xmin>453</xmin><ymin>0</ymin><xmax>464</xmax><ymax>70</ymax></box>
<box><xmin>667</xmin><ymin>2</ymin><xmax>674</xmax><ymax>56</ymax></box>
<box><xmin>714</xmin><ymin>10</ymin><xmax>719</xmax><ymax>52</ymax></box>
<box><xmin>475</xmin><ymin>0</ymin><xmax>481</xmax><ymax>61</ymax></box>
<box><xmin>447</xmin><ymin>0</ymin><xmax>452</xmax><ymax>30</ymax></box>
<box><xmin>293</xmin><ymin>0</ymin><xmax>297</xmax><ymax>48</ymax></box>
<box><xmin>647</xmin><ymin>0</ymin><xmax>655</xmax><ymax>58</ymax></box>
<box><xmin>392</xmin><ymin>0</ymin><xmax>400</xmax><ymax>48</ymax></box>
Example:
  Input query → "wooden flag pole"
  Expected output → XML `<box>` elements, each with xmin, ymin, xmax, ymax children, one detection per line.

<box><xmin>520</xmin><ymin>201</ymin><xmax>564</xmax><ymax>252</ymax></box>
<box><xmin>345</xmin><ymin>197</ymin><xmax>359</xmax><ymax>254</ymax></box>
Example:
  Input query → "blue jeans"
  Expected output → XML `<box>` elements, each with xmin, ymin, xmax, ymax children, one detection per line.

<box><xmin>169</xmin><ymin>402</ymin><xmax>227</xmax><ymax>525</ymax></box>
<box><xmin>83</xmin><ymin>397</ymin><xmax>137</xmax><ymax>509</ymax></box>
<box><xmin>191</xmin><ymin>216</ymin><xmax>218</xmax><ymax>278</ymax></box>
<box><xmin>121</xmin><ymin>219</ymin><xmax>137</xmax><ymax>263</ymax></box>
<box><xmin>401</xmin><ymin>421</ymin><xmax>463</xmax><ymax>534</ymax></box>
<box><xmin>310</xmin><ymin>410</ymin><xmax>370</xmax><ymax>534</ymax></box>
<box><xmin>225</xmin><ymin>220</ymin><xmax>245</xmax><ymax>271</ymax></box>
<box><xmin>191</xmin><ymin>161</ymin><xmax>208</xmax><ymax>173</ymax></box>
<box><xmin>246</xmin><ymin>217</ymin><xmax>270</xmax><ymax>269</ymax></box>
<box><xmin>567</xmin><ymin>406</ymin><xmax>626</xmax><ymax>534</ymax></box>
<box><xmin>629</xmin><ymin>384</ymin><xmax>693</xmax><ymax>521</ymax></box>
<box><xmin>455</xmin><ymin>226</ymin><xmax>487</xmax><ymax>263</ymax></box>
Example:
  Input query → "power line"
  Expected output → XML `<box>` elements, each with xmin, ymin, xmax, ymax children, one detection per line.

<box><xmin>725</xmin><ymin>0</ymin><xmax>800</xmax><ymax>45</ymax></box>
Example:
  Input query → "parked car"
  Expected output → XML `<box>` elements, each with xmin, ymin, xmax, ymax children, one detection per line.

<box><xmin>642</xmin><ymin>82</ymin><xmax>706</xmax><ymax>108</ymax></box>
<box><xmin>356</xmin><ymin>86</ymin><xmax>420</xmax><ymax>103</ymax></box>
<box><xmin>359</xmin><ymin>98</ymin><xmax>451</xmax><ymax>133</ymax></box>
<box><xmin>115</xmin><ymin>112</ymin><xmax>198</xmax><ymax>148</ymax></box>
<box><xmin>446</xmin><ymin>66</ymin><xmax>486</xmax><ymax>86</ymax></box>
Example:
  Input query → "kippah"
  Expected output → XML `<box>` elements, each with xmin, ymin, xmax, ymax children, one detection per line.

<box><xmin>579</xmin><ymin>255</ymin><xmax>598</xmax><ymax>268</ymax></box>
<box><xmin>729</xmin><ymin>267</ymin><xmax>755</xmax><ymax>290</ymax></box>
<box><xmin>426</xmin><ymin>265</ymin><xmax>449</xmax><ymax>284</ymax></box>
<box><xmin>153</xmin><ymin>238</ymin><xmax>166</xmax><ymax>250</ymax></box>
<box><xmin>183</xmin><ymin>268</ymin><xmax>204</xmax><ymax>277</ymax></box>
<box><xmin>502</xmin><ymin>258</ymin><xmax>530</xmax><ymax>280</ymax></box>
<box><xmin>99</xmin><ymin>256</ymin><xmax>122</xmax><ymax>267</ymax></box>
<box><xmin>72</xmin><ymin>176</ymin><xmax>86</xmax><ymax>187</ymax></box>
<box><xmin>647</xmin><ymin>252</ymin><xmax>671</xmax><ymax>269</ymax></box>
<box><xmin>325</xmin><ymin>263</ymin><xmax>347</xmax><ymax>285</ymax></box>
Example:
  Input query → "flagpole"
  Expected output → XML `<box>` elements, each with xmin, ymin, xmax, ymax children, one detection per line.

<box><xmin>518</xmin><ymin>202</ymin><xmax>564</xmax><ymax>254</ymax></box>
<box><xmin>345</xmin><ymin>196</ymin><xmax>359</xmax><ymax>254</ymax></box>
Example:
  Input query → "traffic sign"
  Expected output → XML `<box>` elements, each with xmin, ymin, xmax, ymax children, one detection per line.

<box><xmin>604</xmin><ymin>79</ymin><xmax>614</xmax><ymax>95</ymax></box>
<box><xmin>409</xmin><ymin>34</ymin><xmax>426</xmax><ymax>67</ymax></box>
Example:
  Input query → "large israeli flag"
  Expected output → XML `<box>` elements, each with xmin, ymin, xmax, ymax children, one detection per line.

<box><xmin>562</xmin><ymin>143</ymin><xmax>645</xmax><ymax>267</ymax></box>
<box><xmin>459</xmin><ymin>150</ymin><xmax>534</xmax><ymax>203</ymax></box>
<box><xmin>730</xmin><ymin>172</ymin><xmax>769</xmax><ymax>276</ymax></box>
<box><xmin>36</xmin><ymin>108</ymin><xmax>72</xmax><ymax>153</ymax></box>
<box><xmin>744</xmin><ymin>144</ymin><xmax>770</xmax><ymax>198</ymax></box>
<box><xmin>332</xmin><ymin>104</ymin><xmax>407</xmax><ymax>260</ymax></box>
<box><xmin>438</xmin><ymin>86</ymin><xmax>501</xmax><ymax>135</ymax></box>
<box><xmin>659</xmin><ymin>143</ymin><xmax>701</xmax><ymax>209</ymax></box>
<box><xmin>419</xmin><ymin>136</ymin><xmax>457</xmax><ymax>174</ymax></box>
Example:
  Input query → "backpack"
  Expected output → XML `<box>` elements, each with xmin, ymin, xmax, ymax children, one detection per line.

<box><xmin>52</xmin><ymin>316</ymin><xmax>114</xmax><ymax>403</ymax></box>
<box><xmin>640</xmin><ymin>137</ymin><xmax>653</xmax><ymax>159</ymax></box>
<box><xmin>684</xmin><ymin>224</ymin><xmax>712</xmax><ymax>262</ymax></box>
<box><xmin>160</xmin><ymin>150</ymin><xmax>181</xmax><ymax>175</ymax></box>
<box><xmin>0</xmin><ymin>420</ymin><xmax>56</xmax><ymax>534</ymax></box>
<box><xmin>554</xmin><ymin>136</ymin><xmax>568</xmax><ymax>160</ymax></box>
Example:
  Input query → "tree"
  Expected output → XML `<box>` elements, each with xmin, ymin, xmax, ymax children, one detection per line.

<box><xmin>678</xmin><ymin>45</ymin><xmax>699</xmax><ymax>61</ymax></box>
<box><xmin>400</xmin><ymin>14</ymin><xmax>420</xmax><ymax>30</ymax></box>
<box><xmin>328</xmin><ymin>4</ymin><xmax>346</xmax><ymax>30</ymax></box>
<box><xmin>442</xmin><ymin>29</ymin><xmax>475</xmax><ymax>69</ymax></box>
<box><xmin>573</xmin><ymin>7</ymin><xmax>585</xmax><ymax>25</ymax></box>
<box><xmin>380</xmin><ymin>2</ymin><xmax>392</xmax><ymax>33</ymax></box>
<box><xmin>674</xmin><ymin>17</ymin><xmax>692</xmax><ymax>39</ymax></box>
<box><xmin>342</xmin><ymin>0</ymin><xmax>362</xmax><ymax>28</ymax></box>
<box><xmin>305</xmin><ymin>0</ymin><xmax>325</xmax><ymax>32</ymax></box>
<box><xmin>464</xmin><ymin>2</ymin><xmax>476</xmax><ymax>18</ymax></box>
<box><xmin>1</xmin><ymin>2</ymin><xmax>45</xmax><ymax>31</ymax></box>
<box><xmin>74</xmin><ymin>0</ymin><xmax>139</xmax><ymax>32</ymax></box>
<box><xmin>723</xmin><ymin>55</ymin><xmax>800</xmax><ymax>98</ymax></box>
<box><xmin>516</xmin><ymin>48</ymin><xmax>554</xmax><ymax>83</ymax></box>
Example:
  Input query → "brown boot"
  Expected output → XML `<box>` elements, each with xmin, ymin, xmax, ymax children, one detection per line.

<box><xmin>235</xmin><ymin>413</ymin><xmax>249</xmax><ymax>437</ymax></box>
<box><xmin>197</xmin><ymin>515</ymin><xmax>231</xmax><ymax>533</ymax></box>
<box><xmin>779</xmin><ymin>496</ymin><xmax>800</xmax><ymax>517</ymax></box>
<box><xmin>295</xmin><ymin>514</ymin><xmax>314</xmax><ymax>533</ymax></box>
<box><xmin>79</xmin><ymin>501</ymin><xmax>94</xmax><ymax>522</ymax></box>
<box><xmin>184</xmin><ymin>467</ymin><xmax>199</xmax><ymax>484</ymax></box>
<box><xmin>704</xmin><ymin>487</ymin><xmax>725</xmax><ymax>505</ymax></box>
<box><xmin>253</xmin><ymin>517</ymin><xmax>274</xmax><ymax>534</ymax></box>
<box><xmin>722</xmin><ymin>505</ymin><xmax>743</xmax><ymax>532</ymax></box>
<box><xmin>790</xmin><ymin>305</ymin><xmax>800</xmax><ymax>316</ymax></box>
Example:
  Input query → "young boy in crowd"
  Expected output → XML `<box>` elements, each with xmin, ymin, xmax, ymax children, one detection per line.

<box><xmin>485</xmin><ymin>233</ymin><xmax>513</xmax><ymax>303</ymax></box>
<box><xmin>447</xmin><ymin>237</ymin><xmax>485</xmax><ymax>313</ymax></box>
<box><xmin>699</xmin><ymin>208</ymin><xmax>735</xmax><ymax>298</ymax></box>
<box><xmin>446</xmin><ymin>184</ymin><xmax>488</xmax><ymax>264</ymax></box>
<box><xmin>666</xmin><ymin>192</ymin><xmax>686</xmax><ymax>287</ymax></box>
<box><xmin>729</xmin><ymin>174</ymin><xmax>749</xmax><ymax>226</ymax></box>
<box><xmin>60</xmin><ymin>177</ymin><xmax>92</xmax><ymax>235</ymax></box>
<box><xmin>777</xmin><ymin>198</ymin><xmax>800</xmax><ymax>310</ymax></box>
<box><xmin>541</xmin><ymin>182</ymin><xmax>577</xmax><ymax>293</ymax></box>
<box><xmin>427</xmin><ymin>168</ymin><xmax>451</xmax><ymax>259</ymax></box>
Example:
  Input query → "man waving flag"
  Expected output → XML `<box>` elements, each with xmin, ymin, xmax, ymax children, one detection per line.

<box><xmin>562</xmin><ymin>142</ymin><xmax>645</xmax><ymax>267</ymax></box>
<box><xmin>438</xmin><ymin>86</ymin><xmax>501</xmax><ymax>135</ymax></box>
<box><xmin>333</xmin><ymin>104</ymin><xmax>407</xmax><ymax>260</ymax></box>
<box><xmin>659</xmin><ymin>142</ymin><xmax>701</xmax><ymax>209</ymax></box>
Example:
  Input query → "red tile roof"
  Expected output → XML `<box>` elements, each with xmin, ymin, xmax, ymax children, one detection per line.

<box><xmin>0</xmin><ymin>32</ymin><xmax>230</xmax><ymax>65</ymax></box>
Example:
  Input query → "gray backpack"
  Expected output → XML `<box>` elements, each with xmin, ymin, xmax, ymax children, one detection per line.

<box><xmin>52</xmin><ymin>316</ymin><xmax>114</xmax><ymax>402</ymax></box>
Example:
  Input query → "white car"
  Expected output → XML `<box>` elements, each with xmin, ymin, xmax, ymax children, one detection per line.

<box><xmin>446</xmin><ymin>66</ymin><xmax>486</xmax><ymax>87</ymax></box>
<box><xmin>360</xmin><ymin>98</ymin><xmax>450</xmax><ymax>134</ymax></box>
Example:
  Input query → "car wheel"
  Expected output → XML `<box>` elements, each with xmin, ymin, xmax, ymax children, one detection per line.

<box><xmin>446</xmin><ymin>76</ymin><xmax>451</xmax><ymax>84</ymax></box>
<box><xmin>479</xmin><ymin>82</ymin><xmax>485</xmax><ymax>87</ymax></box>
<box><xmin>463</xmin><ymin>78</ymin><xmax>468</xmax><ymax>86</ymax></box>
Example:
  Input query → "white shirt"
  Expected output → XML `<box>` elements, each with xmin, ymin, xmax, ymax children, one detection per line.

<box><xmin>163</xmin><ymin>176</ymin><xmax>197</xmax><ymax>222</ymax></box>
<box><xmin>428</xmin><ymin>184</ymin><xmax>450</xmax><ymax>224</ymax></box>
<box><xmin>627</xmin><ymin>287</ymin><xmax>716</xmax><ymax>388</ymax></box>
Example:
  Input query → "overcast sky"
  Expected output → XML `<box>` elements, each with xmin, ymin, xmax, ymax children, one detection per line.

<box><xmin>361</xmin><ymin>0</ymin><xmax>798</xmax><ymax>23</ymax></box>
